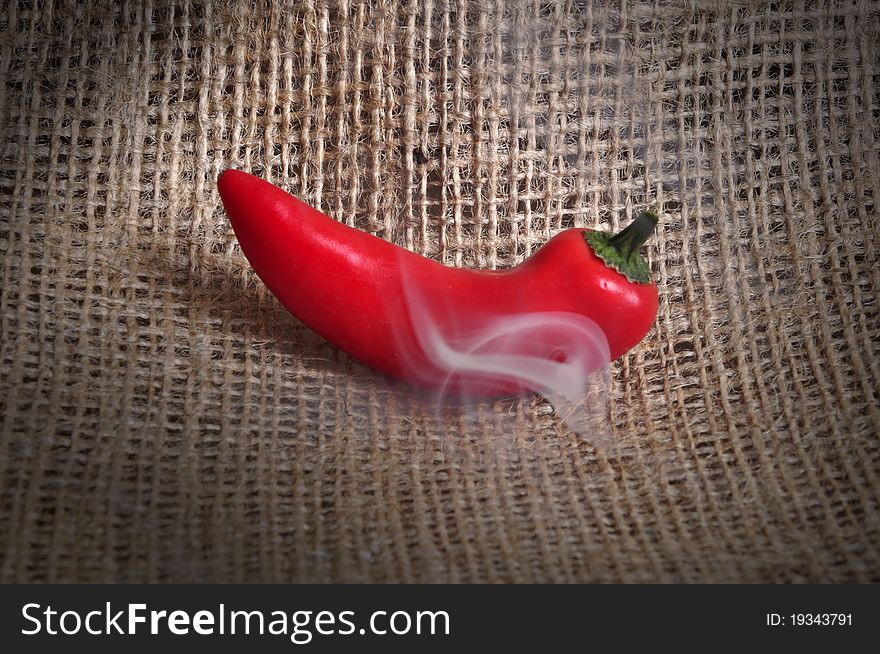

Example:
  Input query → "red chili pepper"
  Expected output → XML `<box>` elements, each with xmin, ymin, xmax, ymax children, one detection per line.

<box><xmin>217</xmin><ymin>169</ymin><xmax>658</xmax><ymax>398</ymax></box>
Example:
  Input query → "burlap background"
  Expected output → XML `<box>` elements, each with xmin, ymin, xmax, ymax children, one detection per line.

<box><xmin>1</xmin><ymin>0</ymin><xmax>878</xmax><ymax>582</ymax></box>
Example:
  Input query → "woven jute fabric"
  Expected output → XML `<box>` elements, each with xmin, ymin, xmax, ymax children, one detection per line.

<box><xmin>1</xmin><ymin>0</ymin><xmax>879</xmax><ymax>583</ymax></box>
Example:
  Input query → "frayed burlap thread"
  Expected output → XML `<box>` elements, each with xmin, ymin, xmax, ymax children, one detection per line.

<box><xmin>1</xmin><ymin>0</ymin><xmax>878</xmax><ymax>582</ymax></box>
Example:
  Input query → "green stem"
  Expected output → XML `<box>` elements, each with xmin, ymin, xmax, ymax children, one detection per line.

<box><xmin>582</xmin><ymin>211</ymin><xmax>659</xmax><ymax>284</ymax></box>
<box><xmin>609</xmin><ymin>211</ymin><xmax>659</xmax><ymax>262</ymax></box>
